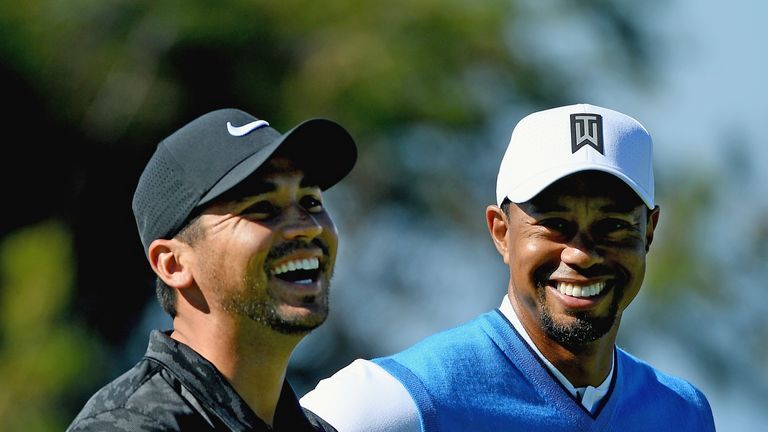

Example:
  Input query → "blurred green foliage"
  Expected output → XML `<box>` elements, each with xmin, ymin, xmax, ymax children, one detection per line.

<box><xmin>5</xmin><ymin>1</ymin><xmax>765</xmax><ymax>431</ymax></box>
<box><xmin>0</xmin><ymin>222</ymin><xmax>104</xmax><ymax>432</ymax></box>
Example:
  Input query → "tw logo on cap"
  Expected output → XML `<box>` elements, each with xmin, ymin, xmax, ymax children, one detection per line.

<box><xmin>570</xmin><ymin>114</ymin><xmax>603</xmax><ymax>155</ymax></box>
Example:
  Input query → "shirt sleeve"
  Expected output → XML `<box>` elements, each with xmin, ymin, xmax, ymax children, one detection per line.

<box><xmin>300</xmin><ymin>359</ymin><xmax>421</xmax><ymax>432</ymax></box>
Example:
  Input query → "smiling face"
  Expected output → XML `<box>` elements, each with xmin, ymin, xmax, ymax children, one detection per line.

<box><xmin>489</xmin><ymin>171</ymin><xmax>659</xmax><ymax>349</ymax></box>
<box><xmin>186</xmin><ymin>156</ymin><xmax>338</xmax><ymax>335</ymax></box>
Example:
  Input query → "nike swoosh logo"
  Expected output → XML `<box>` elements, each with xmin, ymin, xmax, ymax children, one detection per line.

<box><xmin>226</xmin><ymin>120</ymin><xmax>270</xmax><ymax>137</ymax></box>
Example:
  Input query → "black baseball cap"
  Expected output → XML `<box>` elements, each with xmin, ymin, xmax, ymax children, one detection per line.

<box><xmin>132</xmin><ymin>108</ymin><xmax>357</xmax><ymax>255</ymax></box>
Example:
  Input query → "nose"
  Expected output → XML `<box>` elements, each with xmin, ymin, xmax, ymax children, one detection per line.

<box><xmin>282</xmin><ymin>205</ymin><xmax>323</xmax><ymax>241</ymax></box>
<box><xmin>560</xmin><ymin>234</ymin><xmax>604</xmax><ymax>269</ymax></box>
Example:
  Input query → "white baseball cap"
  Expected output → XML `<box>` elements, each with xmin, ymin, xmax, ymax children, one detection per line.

<box><xmin>495</xmin><ymin>103</ymin><xmax>654</xmax><ymax>208</ymax></box>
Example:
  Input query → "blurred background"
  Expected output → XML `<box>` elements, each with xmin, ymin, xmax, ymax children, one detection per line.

<box><xmin>0</xmin><ymin>0</ymin><xmax>765</xmax><ymax>430</ymax></box>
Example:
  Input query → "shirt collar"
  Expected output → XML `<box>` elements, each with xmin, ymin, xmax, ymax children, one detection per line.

<box><xmin>145</xmin><ymin>330</ymin><xmax>312</xmax><ymax>431</ymax></box>
<box><xmin>498</xmin><ymin>295</ymin><xmax>614</xmax><ymax>414</ymax></box>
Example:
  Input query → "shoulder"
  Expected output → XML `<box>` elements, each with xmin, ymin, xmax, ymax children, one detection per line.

<box><xmin>300</xmin><ymin>359</ymin><xmax>421</xmax><ymax>432</ymax></box>
<box><xmin>67</xmin><ymin>406</ymin><xmax>167</xmax><ymax>432</ymax></box>
<box><xmin>616</xmin><ymin>348</ymin><xmax>715</xmax><ymax>427</ymax></box>
<box><xmin>68</xmin><ymin>359</ymin><xmax>207</xmax><ymax>431</ymax></box>
<box><xmin>393</xmin><ymin>312</ymin><xmax>500</xmax><ymax>358</ymax></box>
<box><xmin>299</xmin><ymin>313</ymin><xmax>504</xmax><ymax>432</ymax></box>
<box><xmin>383</xmin><ymin>312</ymin><xmax>508</xmax><ymax>379</ymax></box>
<box><xmin>69</xmin><ymin>359</ymin><xmax>161</xmax><ymax>422</ymax></box>
<box><xmin>617</xmin><ymin>349</ymin><xmax>709</xmax><ymax>403</ymax></box>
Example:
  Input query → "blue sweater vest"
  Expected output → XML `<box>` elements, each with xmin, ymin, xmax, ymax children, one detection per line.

<box><xmin>373</xmin><ymin>310</ymin><xmax>715</xmax><ymax>432</ymax></box>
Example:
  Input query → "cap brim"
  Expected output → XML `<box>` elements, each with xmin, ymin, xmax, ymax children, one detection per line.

<box><xmin>198</xmin><ymin>118</ymin><xmax>357</xmax><ymax>207</ymax></box>
<box><xmin>502</xmin><ymin>163</ymin><xmax>655</xmax><ymax>209</ymax></box>
<box><xmin>275</xmin><ymin>118</ymin><xmax>358</xmax><ymax>190</ymax></box>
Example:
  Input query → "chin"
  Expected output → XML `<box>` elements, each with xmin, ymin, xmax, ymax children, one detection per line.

<box><xmin>269</xmin><ymin>314</ymin><xmax>327</xmax><ymax>335</ymax></box>
<box><xmin>540</xmin><ymin>311</ymin><xmax>617</xmax><ymax>349</ymax></box>
<box><xmin>270</xmin><ymin>302</ymin><xmax>329</xmax><ymax>335</ymax></box>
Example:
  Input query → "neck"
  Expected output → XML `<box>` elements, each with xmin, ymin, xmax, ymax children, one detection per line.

<box><xmin>532</xmin><ymin>323</ymin><xmax>616</xmax><ymax>387</ymax></box>
<box><xmin>171</xmin><ymin>314</ymin><xmax>304</xmax><ymax>426</ymax></box>
<box><xmin>507</xmin><ymin>295</ymin><xmax>617</xmax><ymax>387</ymax></box>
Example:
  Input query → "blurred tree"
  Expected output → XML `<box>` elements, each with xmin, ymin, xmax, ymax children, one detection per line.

<box><xmin>0</xmin><ymin>0</ymin><xmax>677</xmax><ymax>429</ymax></box>
<box><xmin>630</xmin><ymin>138</ymin><xmax>768</xmax><ymax>407</ymax></box>
<box><xmin>0</xmin><ymin>222</ymin><xmax>104</xmax><ymax>432</ymax></box>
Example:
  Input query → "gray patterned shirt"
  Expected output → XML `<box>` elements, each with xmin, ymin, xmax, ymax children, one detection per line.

<box><xmin>67</xmin><ymin>330</ymin><xmax>334</xmax><ymax>431</ymax></box>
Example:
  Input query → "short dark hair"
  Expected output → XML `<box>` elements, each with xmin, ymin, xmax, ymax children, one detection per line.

<box><xmin>155</xmin><ymin>214</ymin><xmax>204</xmax><ymax>317</ymax></box>
<box><xmin>500</xmin><ymin>198</ymin><xmax>513</xmax><ymax>217</ymax></box>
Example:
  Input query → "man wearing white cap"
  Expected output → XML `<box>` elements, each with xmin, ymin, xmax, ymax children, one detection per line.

<box><xmin>300</xmin><ymin>104</ymin><xmax>716</xmax><ymax>431</ymax></box>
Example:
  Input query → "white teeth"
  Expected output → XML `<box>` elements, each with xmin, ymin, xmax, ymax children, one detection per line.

<box><xmin>557</xmin><ymin>281</ymin><xmax>606</xmax><ymax>298</ymax></box>
<box><xmin>272</xmin><ymin>257</ymin><xmax>320</xmax><ymax>275</ymax></box>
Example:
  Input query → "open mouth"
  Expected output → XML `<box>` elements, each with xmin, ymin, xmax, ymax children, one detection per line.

<box><xmin>270</xmin><ymin>257</ymin><xmax>321</xmax><ymax>284</ymax></box>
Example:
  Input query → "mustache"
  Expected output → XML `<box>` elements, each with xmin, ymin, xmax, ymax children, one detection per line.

<box><xmin>266</xmin><ymin>238</ymin><xmax>330</xmax><ymax>263</ymax></box>
<box><xmin>537</xmin><ymin>264</ymin><xmax>625</xmax><ymax>282</ymax></box>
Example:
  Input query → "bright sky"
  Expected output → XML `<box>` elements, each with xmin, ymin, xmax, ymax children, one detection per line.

<box><xmin>592</xmin><ymin>0</ymin><xmax>768</xmax><ymax>177</ymax></box>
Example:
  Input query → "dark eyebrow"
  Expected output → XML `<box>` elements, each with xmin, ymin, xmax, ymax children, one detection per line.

<box><xmin>535</xmin><ymin>203</ymin><xmax>569</xmax><ymax>213</ymax></box>
<box><xmin>217</xmin><ymin>170</ymin><xmax>320</xmax><ymax>207</ymax></box>
<box><xmin>600</xmin><ymin>202</ymin><xmax>643</xmax><ymax>213</ymax></box>
<box><xmin>238</xmin><ymin>180</ymin><xmax>277</xmax><ymax>196</ymax></box>
<box><xmin>220</xmin><ymin>179</ymin><xmax>277</xmax><ymax>205</ymax></box>
<box><xmin>525</xmin><ymin>198</ymin><xmax>642</xmax><ymax>215</ymax></box>
<box><xmin>525</xmin><ymin>198</ymin><xmax>569</xmax><ymax>214</ymax></box>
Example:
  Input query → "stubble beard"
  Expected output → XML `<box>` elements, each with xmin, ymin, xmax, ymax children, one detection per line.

<box><xmin>536</xmin><ymin>281</ymin><xmax>620</xmax><ymax>350</ymax></box>
<box><xmin>221</xmin><ymin>274</ymin><xmax>331</xmax><ymax>336</ymax></box>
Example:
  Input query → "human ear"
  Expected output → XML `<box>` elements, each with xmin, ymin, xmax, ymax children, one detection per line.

<box><xmin>645</xmin><ymin>206</ymin><xmax>661</xmax><ymax>252</ymax></box>
<box><xmin>486</xmin><ymin>205</ymin><xmax>510</xmax><ymax>263</ymax></box>
<box><xmin>148</xmin><ymin>239</ymin><xmax>194</xmax><ymax>290</ymax></box>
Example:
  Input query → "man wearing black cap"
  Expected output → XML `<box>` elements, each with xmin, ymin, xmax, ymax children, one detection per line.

<box><xmin>68</xmin><ymin>109</ymin><xmax>356</xmax><ymax>431</ymax></box>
